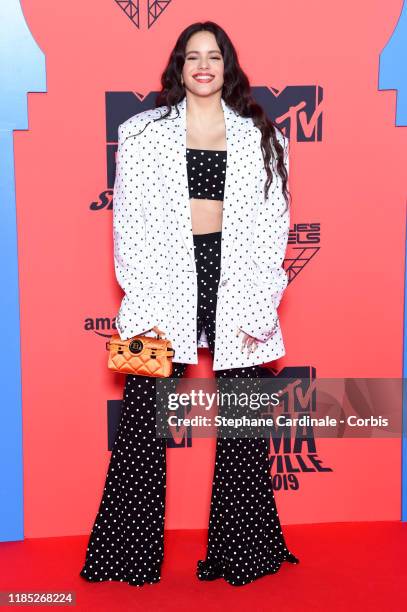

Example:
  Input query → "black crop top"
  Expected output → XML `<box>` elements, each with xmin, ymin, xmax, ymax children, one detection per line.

<box><xmin>186</xmin><ymin>148</ymin><xmax>227</xmax><ymax>200</ymax></box>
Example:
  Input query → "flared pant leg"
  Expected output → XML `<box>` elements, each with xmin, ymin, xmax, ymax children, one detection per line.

<box><xmin>192</xmin><ymin>231</ymin><xmax>299</xmax><ymax>587</ymax></box>
<box><xmin>79</xmin><ymin>362</ymin><xmax>187</xmax><ymax>586</ymax></box>
<box><xmin>196</xmin><ymin>366</ymin><xmax>300</xmax><ymax>586</ymax></box>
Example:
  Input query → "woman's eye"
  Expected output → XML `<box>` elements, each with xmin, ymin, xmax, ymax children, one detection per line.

<box><xmin>186</xmin><ymin>56</ymin><xmax>222</xmax><ymax>61</ymax></box>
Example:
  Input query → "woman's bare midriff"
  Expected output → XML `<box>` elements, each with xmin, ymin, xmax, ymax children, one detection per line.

<box><xmin>190</xmin><ymin>198</ymin><xmax>223</xmax><ymax>234</ymax></box>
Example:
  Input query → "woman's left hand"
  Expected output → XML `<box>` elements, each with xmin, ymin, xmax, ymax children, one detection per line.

<box><xmin>236</xmin><ymin>327</ymin><xmax>259</xmax><ymax>356</ymax></box>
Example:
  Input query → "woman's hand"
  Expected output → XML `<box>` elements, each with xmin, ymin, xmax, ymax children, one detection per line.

<box><xmin>236</xmin><ymin>327</ymin><xmax>259</xmax><ymax>356</ymax></box>
<box><xmin>151</xmin><ymin>325</ymin><xmax>167</xmax><ymax>338</ymax></box>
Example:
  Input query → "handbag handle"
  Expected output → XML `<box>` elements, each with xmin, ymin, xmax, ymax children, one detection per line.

<box><xmin>105</xmin><ymin>338</ymin><xmax>175</xmax><ymax>357</ymax></box>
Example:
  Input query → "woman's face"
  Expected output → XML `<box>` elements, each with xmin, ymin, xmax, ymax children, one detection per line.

<box><xmin>182</xmin><ymin>31</ymin><xmax>224</xmax><ymax>97</ymax></box>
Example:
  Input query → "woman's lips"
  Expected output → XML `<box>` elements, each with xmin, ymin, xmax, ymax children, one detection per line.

<box><xmin>192</xmin><ymin>74</ymin><xmax>215</xmax><ymax>82</ymax></box>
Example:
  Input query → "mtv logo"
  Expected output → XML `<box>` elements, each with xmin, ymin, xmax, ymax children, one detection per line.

<box><xmin>251</xmin><ymin>85</ymin><xmax>323</xmax><ymax>142</ymax></box>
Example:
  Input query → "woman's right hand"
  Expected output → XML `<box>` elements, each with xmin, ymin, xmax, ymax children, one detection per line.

<box><xmin>151</xmin><ymin>325</ymin><xmax>166</xmax><ymax>338</ymax></box>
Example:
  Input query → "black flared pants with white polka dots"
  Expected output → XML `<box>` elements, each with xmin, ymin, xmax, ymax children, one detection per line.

<box><xmin>79</xmin><ymin>231</ymin><xmax>299</xmax><ymax>587</ymax></box>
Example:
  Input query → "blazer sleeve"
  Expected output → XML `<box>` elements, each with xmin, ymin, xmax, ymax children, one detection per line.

<box><xmin>239</xmin><ymin>133</ymin><xmax>290</xmax><ymax>342</ymax></box>
<box><xmin>113</xmin><ymin>123</ymin><xmax>159</xmax><ymax>340</ymax></box>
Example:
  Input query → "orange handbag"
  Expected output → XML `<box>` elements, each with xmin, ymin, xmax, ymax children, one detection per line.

<box><xmin>106</xmin><ymin>333</ymin><xmax>175</xmax><ymax>377</ymax></box>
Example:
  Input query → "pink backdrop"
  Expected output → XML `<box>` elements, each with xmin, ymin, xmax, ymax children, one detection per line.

<box><xmin>15</xmin><ymin>0</ymin><xmax>405</xmax><ymax>536</ymax></box>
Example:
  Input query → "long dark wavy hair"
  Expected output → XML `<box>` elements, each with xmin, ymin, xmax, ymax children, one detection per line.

<box><xmin>154</xmin><ymin>20</ymin><xmax>290</xmax><ymax>212</ymax></box>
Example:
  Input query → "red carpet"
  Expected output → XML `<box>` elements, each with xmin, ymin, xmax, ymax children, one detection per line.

<box><xmin>0</xmin><ymin>522</ymin><xmax>406</xmax><ymax>611</ymax></box>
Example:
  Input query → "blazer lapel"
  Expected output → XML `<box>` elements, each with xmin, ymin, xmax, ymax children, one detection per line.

<box><xmin>162</xmin><ymin>95</ymin><xmax>246</xmax><ymax>272</ymax></box>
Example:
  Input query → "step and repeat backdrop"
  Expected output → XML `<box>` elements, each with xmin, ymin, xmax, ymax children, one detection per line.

<box><xmin>1</xmin><ymin>0</ymin><xmax>406</xmax><ymax>540</ymax></box>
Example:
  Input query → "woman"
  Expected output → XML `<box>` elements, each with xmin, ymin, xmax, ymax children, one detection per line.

<box><xmin>79</xmin><ymin>20</ymin><xmax>299</xmax><ymax>587</ymax></box>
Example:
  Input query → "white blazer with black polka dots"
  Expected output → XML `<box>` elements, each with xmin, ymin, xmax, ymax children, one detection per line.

<box><xmin>113</xmin><ymin>95</ymin><xmax>290</xmax><ymax>371</ymax></box>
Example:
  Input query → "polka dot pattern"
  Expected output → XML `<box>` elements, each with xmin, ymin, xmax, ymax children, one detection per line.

<box><xmin>186</xmin><ymin>148</ymin><xmax>227</xmax><ymax>200</ymax></box>
<box><xmin>112</xmin><ymin>96</ymin><xmax>291</xmax><ymax>371</ymax></box>
<box><xmin>79</xmin><ymin>231</ymin><xmax>299</xmax><ymax>588</ymax></box>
